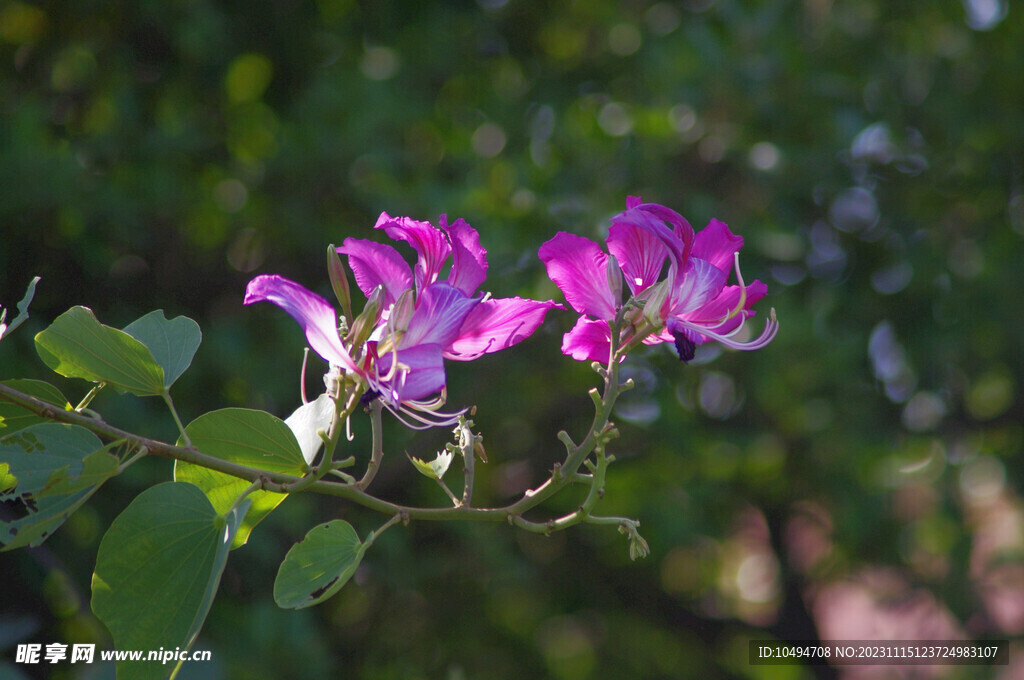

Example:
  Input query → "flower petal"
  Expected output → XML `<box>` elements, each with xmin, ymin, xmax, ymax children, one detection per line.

<box><xmin>561</xmin><ymin>316</ymin><xmax>613</xmax><ymax>363</ymax></box>
<box><xmin>244</xmin><ymin>275</ymin><xmax>357</xmax><ymax>372</ymax></box>
<box><xmin>538</xmin><ymin>232</ymin><xmax>617</xmax><ymax>320</ymax></box>
<box><xmin>377</xmin><ymin>343</ymin><xmax>446</xmax><ymax>402</ymax></box>
<box><xmin>610</xmin><ymin>200</ymin><xmax>694</xmax><ymax>271</ymax></box>
<box><xmin>441</xmin><ymin>214</ymin><xmax>488</xmax><ymax>296</ymax></box>
<box><xmin>284</xmin><ymin>393</ymin><xmax>335</xmax><ymax>465</ymax></box>
<box><xmin>336</xmin><ymin>238</ymin><xmax>413</xmax><ymax>307</ymax></box>
<box><xmin>444</xmin><ymin>297</ymin><xmax>563</xmax><ymax>361</ymax></box>
<box><xmin>666</xmin><ymin>258</ymin><xmax>728</xmax><ymax>317</ymax></box>
<box><xmin>691</xmin><ymin>218</ymin><xmax>744</xmax><ymax>273</ymax></box>
<box><xmin>375</xmin><ymin>212</ymin><xmax>451</xmax><ymax>290</ymax></box>
<box><xmin>606</xmin><ymin>222</ymin><xmax>669</xmax><ymax>296</ymax></box>
<box><xmin>401</xmin><ymin>282</ymin><xmax>480</xmax><ymax>350</ymax></box>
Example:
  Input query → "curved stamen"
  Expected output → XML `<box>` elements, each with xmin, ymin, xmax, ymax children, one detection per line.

<box><xmin>676</xmin><ymin>308</ymin><xmax>778</xmax><ymax>351</ymax></box>
<box><xmin>385</xmin><ymin>401</ymin><xmax>467</xmax><ymax>430</ymax></box>
<box><xmin>300</xmin><ymin>347</ymin><xmax>310</xmax><ymax>405</ymax></box>
<box><xmin>410</xmin><ymin>387</ymin><xmax>449</xmax><ymax>411</ymax></box>
<box><xmin>713</xmin><ymin>252</ymin><xmax>748</xmax><ymax>327</ymax></box>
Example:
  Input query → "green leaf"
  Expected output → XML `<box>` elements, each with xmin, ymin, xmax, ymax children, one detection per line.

<box><xmin>35</xmin><ymin>306</ymin><xmax>166</xmax><ymax>396</ymax></box>
<box><xmin>0</xmin><ymin>423</ymin><xmax>117</xmax><ymax>550</ymax></box>
<box><xmin>123</xmin><ymin>310</ymin><xmax>202</xmax><ymax>389</ymax></box>
<box><xmin>0</xmin><ymin>463</ymin><xmax>16</xmax><ymax>494</ymax></box>
<box><xmin>0</xmin><ymin>276</ymin><xmax>40</xmax><ymax>340</ymax></box>
<box><xmin>0</xmin><ymin>379</ymin><xmax>71</xmax><ymax>436</ymax></box>
<box><xmin>36</xmin><ymin>448</ymin><xmax>120</xmax><ymax>498</ymax></box>
<box><xmin>176</xmin><ymin>408</ymin><xmax>307</xmax><ymax>547</ymax></box>
<box><xmin>174</xmin><ymin>461</ymin><xmax>285</xmax><ymax>549</ymax></box>
<box><xmin>92</xmin><ymin>482</ymin><xmax>248</xmax><ymax>680</ymax></box>
<box><xmin>182</xmin><ymin>407</ymin><xmax>307</xmax><ymax>472</ymax></box>
<box><xmin>274</xmin><ymin>520</ymin><xmax>367</xmax><ymax>609</ymax></box>
<box><xmin>409</xmin><ymin>449</ymin><xmax>454</xmax><ymax>481</ymax></box>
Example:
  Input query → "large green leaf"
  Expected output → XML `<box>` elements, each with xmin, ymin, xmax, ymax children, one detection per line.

<box><xmin>274</xmin><ymin>520</ymin><xmax>367</xmax><ymax>609</ymax></box>
<box><xmin>92</xmin><ymin>482</ymin><xmax>249</xmax><ymax>680</ymax></box>
<box><xmin>174</xmin><ymin>461</ymin><xmax>286</xmax><ymax>549</ymax></box>
<box><xmin>182</xmin><ymin>407</ymin><xmax>307</xmax><ymax>472</ymax></box>
<box><xmin>0</xmin><ymin>379</ymin><xmax>71</xmax><ymax>436</ymax></box>
<box><xmin>35</xmin><ymin>306</ymin><xmax>166</xmax><ymax>396</ymax></box>
<box><xmin>176</xmin><ymin>408</ymin><xmax>307</xmax><ymax>548</ymax></box>
<box><xmin>123</xmin><ymin>310</ymin><xmax>202</xmax><ymax>389</ymax></box>
<box><xmin>0</xmin><ymin>423</ymin><xmax>118</xmax><ymax>550</ymax></box>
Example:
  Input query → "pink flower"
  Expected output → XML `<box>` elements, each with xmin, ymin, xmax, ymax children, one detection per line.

<box><xmin>538</xmin><ymin>196</ymin><xmax>777</xmax><ymax>363</ymax></box>
<box><xmin>246</xmin><ymin>212</ymin><xmax>560</xmax><ymax>427</ymax></box>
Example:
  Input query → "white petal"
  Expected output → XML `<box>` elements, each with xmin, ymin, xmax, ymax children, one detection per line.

<box><xmin>285</xmin><ymin>393</ymin><xmax>336</xmax><ymax>465</ymax></box>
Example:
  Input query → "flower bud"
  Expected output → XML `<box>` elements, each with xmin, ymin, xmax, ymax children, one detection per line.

<box><xmin>388</xmin><ymin>289</ymin><xmax>415</xmax><ymax>340</ymax></box>
<box><xmin>605</xmin><ymin>253</ymin><xmax>623</xmax><ymax>309</ymax></box>
<box><xmin>327</xmin><ymin>245</ymin><xmax>354</xmax><ymax>324</ymax></box>
<box><xmin>347</xmin><ymin>285</ymin><xmax>384</xmax><ymax>350</ymax></box>
<box><xmin>642</xmin><ymin>280</ymin><xmax>670</xmax><ymax>330</ymax></box>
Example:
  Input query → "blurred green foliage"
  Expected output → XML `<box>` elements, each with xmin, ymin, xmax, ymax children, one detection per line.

<box><xmin>3</xmin><ymin>0</ymin><xmax>1023</xmax><ymax>678</ymax></box>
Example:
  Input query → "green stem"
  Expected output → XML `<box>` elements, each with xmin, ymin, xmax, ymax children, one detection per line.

<box><xmin>117</xmin><ymin>444</ymin><xmax>149</xmax><ymax>472</ymax></box>
<box><xmin>459</xmin><ymin>419</ymin><xmax>475</xmax><ymax>508</ymax></box>
<box><xmin>228</xmin><ymin>478</ymin><xmax>263</xmax><ymax>515</ymax></box>
<box><xmin>75</xmin><ymin>383</ymin><xmax>105</xmax><ymax>412</ymax></box>
<box><xmin>0</xmin><ymin>371</ymin><xmax>634</xmax><ymax>526</ymax></box>
<box><xmin>287</xmin><ymin>383</ymin><xmax>365</xmax><ymax>492</ymax></box>
<box><xmin>436</xmin><ymin>478</ymin><xmax>461</xmax><ymax>507</ymax></box>
<box><xmin>509</xmin><ymin>441</ymin><xmax>611</xmax><ymax>534</ymax></box>
<box><xmin>356</xmin><ymin>400</ymin><xmax>384</xmax><ymax>491</ymax></box>
<box><xmin>364</xmin><ymin>512</ymin><xmax>404</xmax><ymax>548</ymax></box>
<box><xmin>327</xmin><ymin>469</ymin><xmax>356</xmax><ymax>483</ymax></box>
<box><xmin>162</xmin><ymin>391</ymin><xmax>191</xmax><ymax>447</ymax></box>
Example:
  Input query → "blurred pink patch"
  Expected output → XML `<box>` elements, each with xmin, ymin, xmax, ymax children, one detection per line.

<box><xmin>811</xmin><ymin>568</ymin><xmax>965</xmax><ymax>679</ymax></box>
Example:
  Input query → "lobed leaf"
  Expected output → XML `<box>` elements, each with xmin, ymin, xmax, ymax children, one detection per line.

<box><xmin>0</xmin><ymin>423</ymin><xmax>117</xmax><ymax>550</ymax></box>
<box><xmin>92</xmin><ymin>482</ymin><xmax>248</xmax><ymax>680</ymax></box>
<box><xmin>177</xmin><ymin>408</ymin><xmax>307</xmax><ymax>547</ymax></box>
<box><xmin>274</xmin><ymin>520</ymin><xmax>367</xmax><ymax>609</ymax></box>
<box><xmin>122</xmin><ymin>310</ymin><xmax>202</xmax><ymax>389</ymax></box>
<box><xmin>174</xmin><ymin>461</ymin><xmax>285</xmax><ymax>549</ymax></box>
<box><xmin>0</xmin><ymin>379</ymin><xmax>71</xmax><ymax>436</ymax></box>
<box><xmin>35</xmin><ymin>306</ymin><xmax>165</xmax><ymax>396</ymax></box>
<box><xmin>182</xmin><ymin>407</ymin><xmax>307</xmax><ymax>472</ymax></box>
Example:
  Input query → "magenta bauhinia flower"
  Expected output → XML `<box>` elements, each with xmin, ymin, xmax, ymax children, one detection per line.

<box><xmin>246</xmin><ymin>212</ymin><xmax>560</xmax><ymax>427</ymax></box>
<box><xmin>539</xmin><ymin>196</ymin><xmax>777</xmax><ymax>363</ymax></box>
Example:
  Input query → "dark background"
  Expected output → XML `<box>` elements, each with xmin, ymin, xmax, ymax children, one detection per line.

<box><xmin>2</xmin><ymin>1</ymin><xmax>1023</xmax><ymax>678</ymax></box>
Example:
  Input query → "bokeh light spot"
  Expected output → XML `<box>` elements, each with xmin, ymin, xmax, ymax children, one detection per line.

<box><xmin>962</xmin><ymin>0</ymin><xmax>1007</xmax><ymax>31</ymax></box>
<box><xmin>0</xmin><ymin>2</ymin><xmax>47</xmax><ymax>44</ymax></box>
<box><xmin>214</xmin><ymin>179</ymin><xmax>248</xmax><ymax>213</ymax></box>
<box><xmin>225</xmin><ymin>53</ymin><xmax>273</xmax><ymax>104</ymax></box>
<box><xmin>608</xmin><ymin>24</ymin><xmax>642</xmax><ymax>56</ymax></box>
<box><xmin>360</xmin><ymin>46</ymin><xmax>400</xmax><ymax>80</ymax></box>
<box><xmin>960</xmin><ymin>455</ymin><xmax>1005</xmax><ymax>505</ymax></box>
<box><xmin>645</xmin><ymin>4</ymin><xmax>681</xmax><ymax>36</ymax></box>
<box><xmin>748</xmin><ymin>142</ymin><xmax>780</xmax><ymax>171</ymax></box>
<box><xmin>966</xmin><ymin>370</ymin><xmax>1015</xmax><ymax>420</ymax></box>
<box><xmin>870</xmin><ymin>261</ymin><xmax>913</xmax><ymax>294</ymax></box>
<box><xmin>51</xmin><ymin>46</ymin><xmax>97</xmax><ymax>91</ymax></box>
<box><xmin>472</xmin><ymin>123</ymin><xmax>507</xmax><ymax>158</ymax></box>
<box><xmin>597</xmin><ymin>103</ymin><xmax>633</xmax><ymax>136</ymax></box>
<box><xmin>829</xmin><ymin>187</ymin><xmax>879</xmax><ymax>233</ymax></box>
